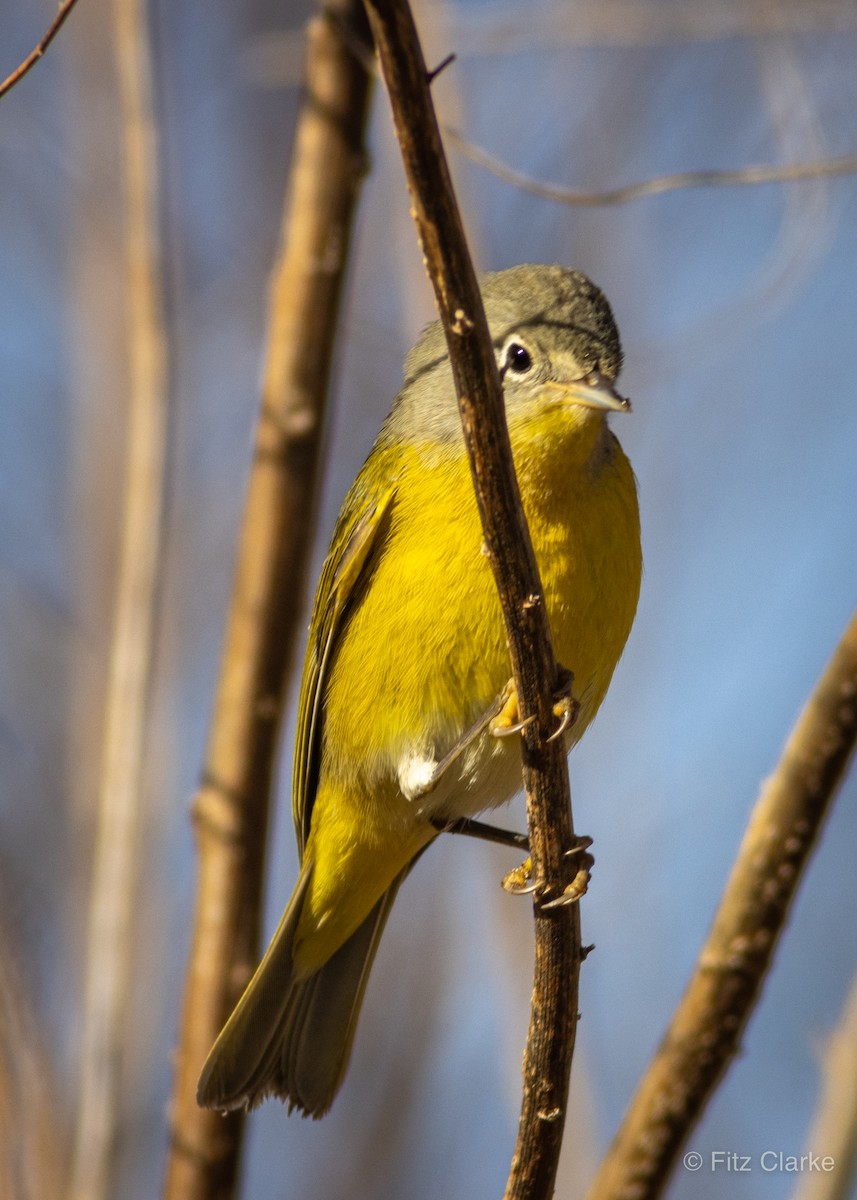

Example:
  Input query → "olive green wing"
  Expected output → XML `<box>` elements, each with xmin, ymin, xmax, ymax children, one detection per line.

<box><xmin>292</xmin><ymin>466</ymin><xmax>398</xmax><ymax>854</ymax></box>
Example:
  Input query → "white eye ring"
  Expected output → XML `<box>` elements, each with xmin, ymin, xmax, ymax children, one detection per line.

<box><xmin>501</xmin><ymin>339</ymin><xmax>533</xmax><ymax>376</ymax></box>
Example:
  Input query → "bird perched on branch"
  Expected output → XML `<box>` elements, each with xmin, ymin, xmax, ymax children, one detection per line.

<box><xmin>197</xmin><ymin>263</ymin><xmax>642</xmax><ymax>1117</ymax></box>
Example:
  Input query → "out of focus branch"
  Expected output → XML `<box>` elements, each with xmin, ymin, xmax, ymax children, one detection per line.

<box><xmin>0</xmin><ymin>926</ymin><xmax>64</xmax><ymax>1200</ymax></box>
<box><xmin>588</xmin><ymin>608</ymin><xmax>857</xmax><ymax>1200</ymax></box>
<box><xmin>791</xmin><ymin>967</ymin><xmax>857</xmax><ymax>1200</ymax></box>
<box><xmin>162</xmin><ymin>4</ymin><xmax>373</xmax><ymax>1200</ymax></box>
<box><xmin>0</xmin><ymin>0</ymin><xmax>82</xmax><ymax>100</ymax></box>
<box><xmin>242</xmin><ymin>34</ymin><xmax>857</xmax><ymax>207</ymax></box>
<box><xmin>361</xmin><ymin>4</ymin><xmax>584</xmax><ymax>1199</ymax></box>
<box><xmin>68</xmin><ymin>0</ymin><xmax>167</xmax><ymax>1196</ymax></box>
<box><xmin>447</xmin><ymin>127</ymin><xmax>857</xmax><ymax>206</ymax></box>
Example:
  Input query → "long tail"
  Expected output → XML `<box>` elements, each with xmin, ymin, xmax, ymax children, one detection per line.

<box><xmin>196</xmin><ymin>860</ymin><xmax>406</xmax><ymax>1118</ymax></box>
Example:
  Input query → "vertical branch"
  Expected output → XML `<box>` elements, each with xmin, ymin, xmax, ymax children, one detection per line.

<box><xmin>0</xmin><ymin>925</ymin><xmax>64</xmax><ymax>1200</ymax></box>
<box><xmin>587</xmin><ymin>609</ymin><xmax>857</xmax><ymax>1200</ymax></box>
<box><xmin>67</xmin><ymin>0</ymin><xmax>167</xmax><ymax>1196</ymax></box>
<box><xmin>361</xmin><ymin>5</ymin><xmax>584</xmax><ymax>1198</ymax></box>
<box><xmin>162</xmin><ymin>5</ymin><xmax>373</xmax><ymax>1199</ymax></box>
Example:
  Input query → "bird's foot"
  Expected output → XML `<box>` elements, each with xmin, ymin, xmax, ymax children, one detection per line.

<box><xmin>502</xmin><ymin>836</ymin><xmax>595</xmax><ymax>906</ymax></box>
<box><xmin>489</xmin><ymin>668</ymin><xmax>579</xmax><ymax>742</ymax></box>
<box><xmin>541</xmin><ymin>836</ymin><xmax>595</xmax><ymax>908</ymax></box>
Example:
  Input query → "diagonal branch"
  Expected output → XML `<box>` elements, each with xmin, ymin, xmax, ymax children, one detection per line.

<box><xmin>588</xmin><ymin>608</ymin><xmax>857</xmax><ymax>1200</ymax></box>
<box><xmin>0</xmin><ymin>0</ymin><xmax>83</xmax><ymax>101</ymax></box>
<box><xmin>361</xmin><ymin>4</ymin><xmax>585</xmax><ymax>1198</ymax></box>
<box><xmin>162</xmin><ymin>4</ymin><xmax>374</xmax><ymax>1198</ymax></box>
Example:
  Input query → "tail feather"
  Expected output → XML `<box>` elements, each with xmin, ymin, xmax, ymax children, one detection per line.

<box><xmin>278</xmin><ymin>882</ymin><xmax>401</xmax><ymax>1116</ymax></box>
<box><xmin>197</xmin><ymin>860</ymin><xmax>407</xmax><ymax>1118</ymax></box>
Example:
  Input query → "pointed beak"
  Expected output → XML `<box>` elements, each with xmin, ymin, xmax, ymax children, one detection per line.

<box><xmin>545</xmin><ymin>370</ymin><xmax>631</xmax><ymax>414</ymax></box>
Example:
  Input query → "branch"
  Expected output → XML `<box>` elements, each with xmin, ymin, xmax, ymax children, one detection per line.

<box><xmin>0</xmin><ymin>0</ymin><xmax>82</xmax><ymax>101</ymax></box>
<box><xmin>361</xmin><ymin>4</ymin><xmax>584</xmax><ymax>1198</ymax></box>
<box><xmin>68</xmin><ymin>0</ymin><xmax>167</xmax><ymax>1194</ymax></box>
<box><xmin>162</xmin><ymin>4</ymin><xmax>373</xmax><ymax>1198</ymax></box>
<box><xmin>446</xmin><ymin>127</ymin><xmax>857</xmax><ymax>207</ymax></box>
<box><xmin>588</xmin><ymin>608</ymin><xmax>857</xmax><ymax>1200</ymax></box>
<box><xmin>791</xmin><ymin>966</ymin><xmax>857</xmax><ymax>1200</ymax></box>
<box><xmin>0</xmin><ymin>923</ymin><xmax>64</xmax><ymax>1200</ymax></box>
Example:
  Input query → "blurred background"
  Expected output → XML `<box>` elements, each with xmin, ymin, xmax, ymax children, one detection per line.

<box><xmin>2</xmin><ymin>0</ymin><xmax>857</xmax><ymax>1197</ymax></box>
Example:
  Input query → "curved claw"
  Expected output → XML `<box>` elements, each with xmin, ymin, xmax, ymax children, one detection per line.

<box><xmin>547</xmin><ymin>668</ymin><xmax>579</xmax><ymax>742</ymax></box>
<box><xmin>564</xmin><ymin>835</ymin><xmax>593</xmax><ymax>857</ymax></box>
<box><xmin>489</xmin><ymin>680</ymin><xmax>535</xmax><ymax>739</ymax></box>
<box><xmin>492</xmin><ymin>712</ymin><xmax>536</xmax><ymax>739</ymax></box>
<box><xmin>541</xmin><ymin>871</ymin><xmax>590</xmax><ymax>907</ymax></box>
<box><xmin>547</xmin><ymin>697</ymin><xmax>579</xmax><ymax>743</ymax></box>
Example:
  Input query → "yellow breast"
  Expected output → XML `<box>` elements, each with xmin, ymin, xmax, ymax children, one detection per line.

<box><xmin>321</xmin><ymin>405</ymin><xmax>641</xmax><ymax>822</ymax></box>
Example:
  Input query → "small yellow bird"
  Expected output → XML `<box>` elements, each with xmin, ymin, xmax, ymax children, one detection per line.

<box><xmin>197</xmin><ymin>264</ymin><xmax>642</xmax><ymax>1117</ymax></box>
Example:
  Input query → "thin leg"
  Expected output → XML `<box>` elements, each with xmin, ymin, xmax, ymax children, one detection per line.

<box><xmin>430</xmin><ymin>816</ymin><xmax>529</xmax><ymax>852</ymax></box>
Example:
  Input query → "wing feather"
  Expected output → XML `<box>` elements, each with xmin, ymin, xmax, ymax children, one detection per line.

<box><xmin>292</xmin><ymin>469</ymin><xmax>398</xmax><ymax>852</ymax></box>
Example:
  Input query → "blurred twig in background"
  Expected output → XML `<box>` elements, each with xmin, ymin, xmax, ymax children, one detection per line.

<box><xmin>792</xmin><ymin>968</ymin><xmax>857</xmax><ymax>1200</ymax></box>
<box><xmin>362</xmin><ymin>4</ymin><xmax>584</xmax><ymax>1198</ymax></box>
<box><xmin>162</xmin><ymin>3</ymin><xmax>374</xmax><ymax>1198</ymax></box>
<box><xmin>0</xmin><ymin>0</ymin><xmax>82</xmax><ymax>101</ymax></box>
<box><xmin>0</xmin><ymin>925</ymin><xmax>64</xmax><ymax>1200</ymax></box>
<box><xmin>446</xmin><ymin>126</ymin><xmax>857</xmax><ymax>206</ymax></box>
<box><xmin>587</xmin><ymin>608</ymin><xmax>857</xmax><ymax>1200</ymax></box>
<box><xmin>68</xmin><ymin>0</ymin><xmax>168</xmax><ymax>1196</ymax></box>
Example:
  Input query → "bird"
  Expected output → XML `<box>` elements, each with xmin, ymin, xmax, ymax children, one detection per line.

<box><xmin>197</xmin><ymin>263</ymin><xmax>642</xmax><ymax>1118</ymax></box>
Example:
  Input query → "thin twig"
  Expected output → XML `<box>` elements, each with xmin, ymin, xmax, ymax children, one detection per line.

<box><xmin>0</xmin><ymin>0</ymin><xmax>83</xmax><ymax>101</ymax></box>
<box><xmin>587</xmin><ymin>608</ymin><xmax>857</xmax><ymax>1200</ymax></box>
<box><xmin>361</xmin><ymin>4</ymin><xmax>584</xmax><ymax>1199</ymax></box>
<box><xmin>446</xmin><ymin>126</ymin><xmax>857</xmax><ymax>206</ymax></box>
<box><xmin>242</xmin><ymin>38</ymin><xmax>857</xmax><ymax>207</ymax></box>
<box><xmin>791</xmin><ymin>967</ymin><xmax>857</xmax><ymax>1200</ymax></box>
<box><xmin>162</xmin><ymin>5</ymin><xmax>373</xmax><ymax>1199</ymax></box>
<box><xmin>67</xmin><ymin>0</ymin><xmax>167</xmax><ymax>1196</ymax></box>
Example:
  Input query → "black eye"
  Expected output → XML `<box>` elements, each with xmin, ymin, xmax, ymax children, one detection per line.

<box><xmin>504</xmin><ymin>342</ymin><xmax>532</xmax><ymax>375</ymax></box>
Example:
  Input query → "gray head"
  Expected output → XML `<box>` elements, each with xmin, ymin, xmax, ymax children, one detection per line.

<box><xmin>383</xmin><ymin>264</ymin><xmax>624</xmax><ymax>445</ymax></box>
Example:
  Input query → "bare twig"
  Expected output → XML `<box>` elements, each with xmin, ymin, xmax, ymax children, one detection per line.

<box><xmin>362</xmin><ymin>4</ymin><xmax>584</xmax><ymax>1198</ymax></box>
<box><xmin>243</xmin><ymin>38</ymin><xmax>857</xmax><ymax>209</ymax></box>
<box><xmin>791</xmin><ymin>968</ymin><xmax>857</xmax><ymax>1200</ymax></box>
<box><xmin>162</xmin><ymin>5</ymin><xmax>373</xmax><ymax>1199</ymax></box>
<box><xmin>588</xmin><ymin>608</ymin><xmax>857</xmax><ymax>1200</ymax></box>
<box><xmin>0</xmin><ymin>0</ymin><xmax>83</xmax><ymax>101</ymax></box>
<box><xmin>447</xmin><ymin>127</ymin><xmax>857</xmax><ymax>207</ymax></box>
<box><xmin>67</xmin><ymin>0</ymin><xmax>167</xmax><ymax>1196</ymax></box>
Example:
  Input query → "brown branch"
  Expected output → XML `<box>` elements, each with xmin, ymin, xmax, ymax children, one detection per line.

<box><xmin>0</xmin><ymin>0</ymin><xmax>82</xmax><ymax>101</ymax></box>
<box><xmin>361</xmin><ymin>4</ymin><xmax>584</xmax><ymax>1198</ymax></box>
<box><xmin>588</xmin><ymin>608</ymin><xmax>857</xmax><ymax>1200</ymax></box>
<box><xmin>162</xmin><ymin>4</ymin><xmax>373</xmax><ymax>1199</ymax></box>
<box><xmin>68</xmin><ymin>0</ymin><xmax>167</xmax><ymax>1195</ymax></box>
<box><xmin>446</xmin><ymin>126</ymin><xmax>857</xmax><ymax>207</ymax></box>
